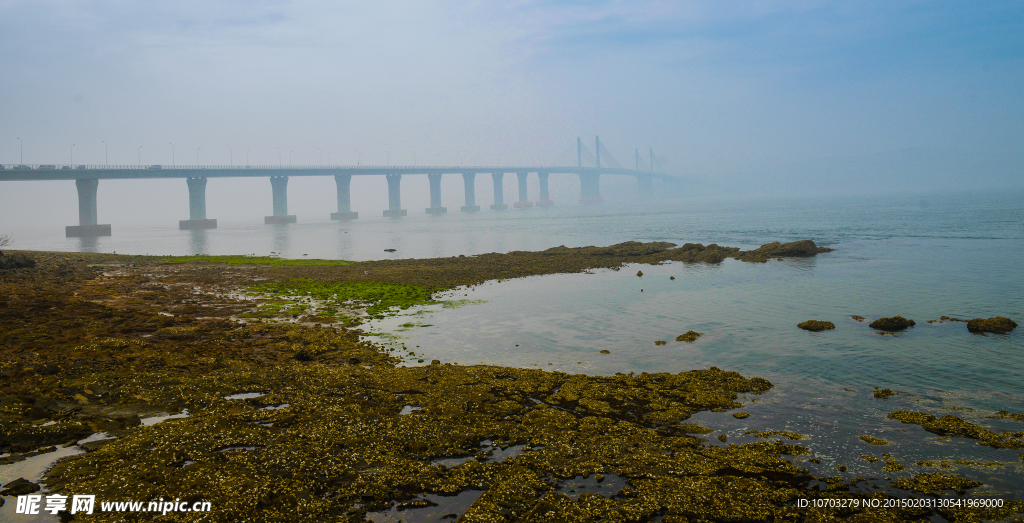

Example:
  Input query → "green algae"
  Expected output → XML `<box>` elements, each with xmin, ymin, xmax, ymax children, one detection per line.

<box><xmin>151</xmin><ymin>254</ymin><xmax>353</xmax><ymax>266</ymax></box>
<box><xmin>250</xmin><ymin>279</ymin><xmax>439</xmax><ymax>317</ymax></box>
<box><xmin>732</xmin><ymin>412</ymin><xmax>750</xmax><ymax>419</ymax></box>
<box><xmin>797</xmin><ymin>320</ymin><xmax>835</xmax><ymax>332</ymax></box>
<box><xmin>654</xmin><ymin>340</ymin><xmax>667</xmax><ymax>346</ymax></box>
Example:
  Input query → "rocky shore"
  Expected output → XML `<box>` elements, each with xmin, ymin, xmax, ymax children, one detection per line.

<box><xmin>2</xmin><ymin>242</ymin><xmax>1022</xmax><ymax>522</ymax></box>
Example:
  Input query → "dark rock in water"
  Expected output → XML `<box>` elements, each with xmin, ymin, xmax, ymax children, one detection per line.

<box><xmin>798</xmin><ymin>320</ymin><xmax>835</xmax><ymax>332</ymax></box>
<box><xmin>1</xmin><ymin>477</ymin><xmax>40</xmax><ymax>496</ymax></box>
<box><xmin>869</xmin><ymin>316</ymin><xmax>916</xmax><ymax>331</ymax></box>
<box><xmin>851</xmin><ymin>316</ymin><xmax>865</xmax><ymax>322</ymax></box>
<box><xmin>675</xmin><ymin>330</ymin><xmax>703</xmax><ymax>342</ymax></box>
<box><xmin>654</xmin><ymin>340</ymin><xmax>667</xmax><ymax>346</ymax></box>
<box><xmin>636</xmin><ymin>270</ymin><xmax>643</xmax><ymax>277</ymax></box>
<box><xmin>384</xmin><ymin>249</ymin><xmax>397</xmax><ymax>252</ymax></box>
<box><xmin>669</xmin><ymin>276</ymin><xmax>675</xmax><ymax>280</ymax></box>
<box><xmin>966</xmin><ymin>316</ymin><xmax>1017</xmax><ymax>334</ymax></box>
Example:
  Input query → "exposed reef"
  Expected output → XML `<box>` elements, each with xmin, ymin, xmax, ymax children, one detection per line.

<box><xmin>869</xmin><ymin>316</ymin><xmax>916</xmax><ymax>331</ymax></box>
<box><xmin>797</xmin><ymin>320</ymin><xmax>835</xmax><ymax>332</ymax></box>
<box><xmin>2</xmin><ymin>247</ymin><xmax>1022</xmax><ymax>523</ymax></box>
<box><xmin>675</xmin><ymin>331</ymin><xmax>703</xmax><ymax>342</ymax></box>
<box><xmin>887</xmin><ymin>410</ymin><xmax>1024</xmax><ymax>449</ymax></box>
<box><xmin>966</xmin><ymin>316</ymin><xmax>1018</xmax><ymax>334</ymax></box>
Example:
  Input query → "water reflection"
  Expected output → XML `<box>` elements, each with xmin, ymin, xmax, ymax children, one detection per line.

<box><xmin>271</xmin><ymin>224</ymin><xmax>290</xmax><ymax>255</ymax></box>
<box><xmin>187</xmin><ymin>229</ymin><xmax>209</xmax><ymax>255</ymax></box>
<box><xmin>77</xmin><ymin>236</ymin><xmax>98</xmax><ymax>252</ymax></box>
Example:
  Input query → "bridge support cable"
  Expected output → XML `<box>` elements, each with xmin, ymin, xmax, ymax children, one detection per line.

<box><xmin>461</xmin><ymin>173</ymin><xmax>479</xmax><ymax>212</ymax></box>
<box><xmin>265</xmin><ymin>176</ymin><xmax>297</xmax><ymax>224</ymax></box>
<box><xmin>536</xmin><ymin>171</ymin><xmax>553</xmax><ymax>207</ymax></box>
<box><xmin>180</xmin><ymin>177</ymin><xmax>217</xmax><ymax>230</ymax></box>
<box><xmin>597</xmin><ymin>140</ymin><xmax>621</xmax><ymax>169</ymax></box>
<box><xmin>383</xmin><ymin>174</ymin><xmax>407</xmax><ymax>217</ymax></box>
<box><xmin>66</xmin><ymin>178</ymin><xmax>111</xmax><ymax>237</ymax></box>
<box><xmin>426</xmin><ymin>173</ymin><xmax>447</xmax><ymax>214</ymax></box>
<box><xmin>514</xmin><ymin>172</ymin><xmax>533</xmax><ymax>208</ymax></box>
<box><xmin>490</xmin><ymin>172</ymin><xmax>508</xmax><ymax>210</ymax></box>
<box><xmin>331</xmin><ymin>174</ymin><xmax>358</xmax><ymax>220</ymax></box>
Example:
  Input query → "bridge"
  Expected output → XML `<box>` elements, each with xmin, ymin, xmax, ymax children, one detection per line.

<box><xmin>0</xmin><ymin>137</ymin><xmax>681</xmax><ymax>237</ymax></box>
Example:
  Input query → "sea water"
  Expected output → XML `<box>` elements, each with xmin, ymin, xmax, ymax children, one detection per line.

<box><xmin>4</xmin><ymin>188</ymin><xmax>1024</xmax><ymax>502</ymax></box>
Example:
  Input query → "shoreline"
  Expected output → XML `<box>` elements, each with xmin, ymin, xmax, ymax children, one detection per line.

<box><xmin>2</xmin><ymin>243</ymin><xmax>1022</xmax><ymax>521</ymax></box>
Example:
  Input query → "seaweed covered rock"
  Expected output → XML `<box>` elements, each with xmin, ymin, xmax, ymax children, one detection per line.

<box><xmin>797</xmin><ymin>320</ymin><xmax>835</xmax><ymax>332</ymax></box>
<box><xmin>887</xmin><ymin>410</ymin><xmax>1024</xmax><ymax>449</ymax></box>
<box><xmin>966</xmin><ymin>316</ymin><xmax>1017</xmax><ymax>334</ymax></box>
<box><xmin>736</xmin><ymin>240</ymin><xmax>834</xmax><ymax>263</ymax></box>
<box><xmin>873</xmin><ymin>388</ymin><xmax>898</xmax><ymax>399</ymax></box>
<box><xmin>675</xmin><ymin>330</ymin><xmax>703</xmax><ymax>342</ymax></box>
<box><xmin>869</xmin><ymin>316</ymin><xmax>916</xmax><ymax>331</ymax></box>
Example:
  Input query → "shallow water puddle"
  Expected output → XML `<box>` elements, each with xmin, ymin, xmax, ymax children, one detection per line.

<box><xmin>140</xmin><ymin>408</ymin><xmax>190</xmax><ymax>426</ymax></box>
<box><xmin>364</xmin><ymin>489</ymin><xmax>485</xmax><ymax>523</ymax></box>
<box><xmin>225</xmin><ymin>392</ymin><xmax>266</xmax><ymax>400</ymax></box>
<box><xmin>557</xmin><ymin>474</ymin><xmax>629</xmax><ymax>500</ymax></box>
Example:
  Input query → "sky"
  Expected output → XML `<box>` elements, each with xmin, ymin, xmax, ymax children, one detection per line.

<box><xmin>1</xmin><ymin>0</ymin><xmax>1023</xmax><ymax>228</ymax></box>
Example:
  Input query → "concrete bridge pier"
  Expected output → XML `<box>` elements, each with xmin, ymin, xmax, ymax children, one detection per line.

<box><xmin>490</xmin><ymin>172</ymin><xmax>508</xmax><ymax>210</ymax></box>
<box><xmin>383</xmin><ymin>174</ymin><xmax>407</xmax><ymax>217</ymax></box>
<box><xmin>536</xmin><ymin>171</ymin><xmax>553</xmax><ymax>207</ymax></box>
<box><xmin>265</xmin><ymin>176</ymin><xmax>297</xmax><ymax>224</ymax></box>
<box><xmin>331</xmin><ymin>174</ymin><xmax>358</xmax><ymax>220</ymax></box>
<box><xmin>426</xmin><ymin>174</ymin><xmax>447</xmax><ymax>214</ymax></box>
<box><xmin>461</xmin><ymin>173</ymin><xmax>479</xmax><ymax>212</ymax></box>
<box><xmin>514</xmin><ymin>172</ymin><xmax>533</xmax><ymax>208</ymax></box>
<box><xmin>637</xmin><ymin>174</ymin><xmax>654</xmax><ymax>200</ymax></box>
<box><xmin>179</xmin><ymin>177</ymin><xmax>217</xmax><ymax>230</ymax></box>
<box><xmin>579</xmin><ymin>173</ymin><xmax>603</xmax><ymax>204</ymax></box>
<box><xmin>66</xmin><ymin>178</ymin><xmax>112</xmax><ymax>237</ymax></box>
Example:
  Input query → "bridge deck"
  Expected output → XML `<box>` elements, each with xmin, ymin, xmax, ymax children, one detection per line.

<box><xmin>0</xmin><ymin>165</ymin><xmax>673</xmax><ymax>181</ymax></box>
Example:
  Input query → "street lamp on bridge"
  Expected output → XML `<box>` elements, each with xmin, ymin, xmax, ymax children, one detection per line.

<box><xmin>102</xmin><ymin>140</ymin><xmax>107</xmax><ymax>166</ymax></box>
